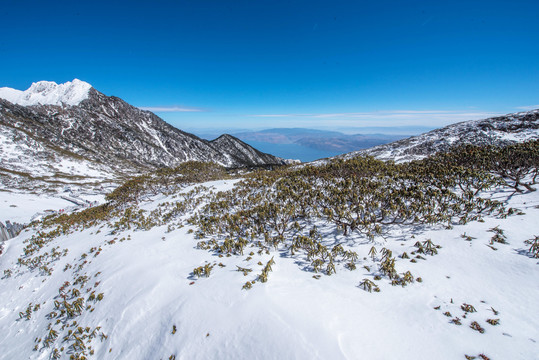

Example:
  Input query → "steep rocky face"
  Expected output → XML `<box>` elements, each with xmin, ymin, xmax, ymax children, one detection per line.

<box><xmin>0</xmin><ymin>80</ymin><xmax>285</xmax><ymax>191</ymax></box>
<box><xmin>346</xmin><ymin>109</ymin><xmax>539</xmax><ymax>162</ymax></box>
<box><xmin>208</xmin><ymin>134</ymin><xmax>286</xmax><ymax>167</ymax></box>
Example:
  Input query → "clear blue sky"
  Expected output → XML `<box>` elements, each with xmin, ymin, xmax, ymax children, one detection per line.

<box><xmin>1</xmin><ymin>0</ymin><xmax>538</xmax><ymax>131</ymax></box>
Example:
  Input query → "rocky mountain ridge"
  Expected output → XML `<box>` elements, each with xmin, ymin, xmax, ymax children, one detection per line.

<box><xmin>0</xmin><ymin>80</ymin><xmax>285</xmax><ymax>192</ymax></box>
<box><xmin>345</xmin><ymin>109</ymin><xmax>539</xmax><ymax>162</ymax></box>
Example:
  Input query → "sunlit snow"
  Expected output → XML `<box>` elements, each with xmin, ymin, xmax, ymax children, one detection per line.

<box><xmin>0</xmin><ymin>79</ymin><xmax>91</xmax><ymax>106</ymax></box>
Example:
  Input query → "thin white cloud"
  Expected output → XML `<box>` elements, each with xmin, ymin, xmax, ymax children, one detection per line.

<box><xmin>252</xmin><ymin>114</ymin><xmax>292</xmax><ymax>117</ymax></box>
<box><xmin>139</xmin><ymin>106</ymin><xmax>203</xmax><ymax>112</ymax></box>
<box><xmin>516</xmin><ymin>105</ymin><xmax>539</xmax><ymax>111</ymax></box>
<box><xmin>251</xmin><ymin>110</ymin><xmax>499</xmax><ymax>119</ymax></box>
<box><xmin>249</xmin><ymin>110</ymin><xmax>503</xmax><ymax>128</ymax></box>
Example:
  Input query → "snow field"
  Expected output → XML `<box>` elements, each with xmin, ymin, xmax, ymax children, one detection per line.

<box><xmin>0</xmin><ymin>180</ymin><xmax>537</xmax><ymax>359</ymax></box>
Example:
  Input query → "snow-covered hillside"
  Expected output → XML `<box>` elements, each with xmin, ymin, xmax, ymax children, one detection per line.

<box><xmin>0</xmin><ymin>153</ymin><xmax>538</xmax><ymax>360</ymax></box>
<box><xmin>344</xmin><ymin>109</ymin><xmax>539</xmax><ymax>162</ymax></box>
<box><xmin>1</xmin><ymin>83</ymin><xmax>538</xmax><ymax>360</ymax></box>
<box><xmin>0</xmin><ymin>189</ymin><xmax>107</xmax><ymax>223</ymax></box>
<box><xmin>0</xmin><ymin>122</ymin><xmax>118</xmax><ymax>193</ymax></box>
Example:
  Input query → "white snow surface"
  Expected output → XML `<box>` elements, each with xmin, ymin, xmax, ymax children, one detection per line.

<box><xmin>0</xmin><ymin>192</ymin><xmax>74</xmax><ymax>224</ymax></box>
<box><xmin>0</xmin><ymin>181</ymin><xmax>538</xmax><ymax>359</ymax></box>
<box><xmin>0</xmin><ymin>191</ymin><xmax>106</xmax><ymax>224</ymax></box>
<box><xmin>0</xmin><ymin>79</ymin><xmax>91</xmax><ymax>106</ymax></box>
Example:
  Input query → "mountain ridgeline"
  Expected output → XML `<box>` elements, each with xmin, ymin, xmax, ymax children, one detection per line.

<box><xmin>349</xmin><ymin>109</ymin><xmax>539</xmax><ymax>162</ymax></box>
<box><xmin>0</xmin><ymin>80</ymin><xmax>286</xmax><ymax>192</ymax></box>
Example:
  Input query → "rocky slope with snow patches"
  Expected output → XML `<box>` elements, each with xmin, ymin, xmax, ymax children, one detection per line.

<box><xmin>0</xmin><ymin>115</ymin><xmax>119</xmax><ymax>191</ymax></box>
<box><xmin>209</xmin><ymin>134</ymin><xmax>289</xmax><ymax>167</ymax></box>
<box><xmin>0</xmin><ymin>80</ymin><xmax>285</xmax><ymax>193</ymax></box>
<box><xmin>346</xmin><ymin>109</ymin><xmax>539</xmax><ymax>162</ymax></box>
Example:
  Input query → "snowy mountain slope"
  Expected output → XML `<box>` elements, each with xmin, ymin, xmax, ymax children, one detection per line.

<box><xmin>0</xmin><ymin>178</ymin><xmax>537</xmax><ymax>359</ymax></box>
<box><xmin>345</xmin><ymin>109</ymin><xmax>539</xmax><ymax>162</ymax></box>
<box><xmin>0</xmin><ymin>81</ymin><xmax>285</xmax><ymax>170</ymax></box>
<box><xmin>1</xmin><ymin>82</ymin><xmax>538</xmax><ymax>360</ymax></box>
<box><xmin>0</xmin><ymin>117</ymin><xmax>118</xmax><ymax>232</ymax></box>
<box><xmin>0</xmin><ymin>81</ymin><xmax>285</xmax><ymax>194</ymax></box>
<box><xmin>0</xmin><ymin>191</ymin><xmax>105</xmax><ymax>225</ymax></box>
<box><xmin>0</xmin><ymin>120</ymin><xmax>119</xmax><ymax>193</ymax></box>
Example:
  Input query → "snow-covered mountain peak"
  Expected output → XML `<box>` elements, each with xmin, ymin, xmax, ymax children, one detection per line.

<box><xmin>0</xmin><ymin>79</ymin><xmax>92</xmax><ymax>106</ymax></box>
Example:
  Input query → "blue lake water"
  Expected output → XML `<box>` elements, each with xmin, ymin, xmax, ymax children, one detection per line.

<box><xmin>244</xmin><ymin>141</ymin><xmax>342</xmax><ymax>162</ymax></box>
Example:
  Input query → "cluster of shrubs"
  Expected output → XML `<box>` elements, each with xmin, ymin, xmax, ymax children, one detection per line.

<box><xmin>39</xmin><ymin>162</ymin><xmax>231</xmax><ymax>233</ymax></box>
<box><xmin>188</xmin><ymin>139</ymin><xmax>538</xmax><ymax>276</ymax></box>
<box><xmin>429</xmin><ymin>139</ymin><xmax>539</xmax><ymax>193</ymax></box>
<box><xmin>105</xmin><ymin>161</ymin><xmax>230</xmax><ymax>204</ymax></box>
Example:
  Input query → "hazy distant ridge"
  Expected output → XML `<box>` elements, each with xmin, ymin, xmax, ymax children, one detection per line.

<box><xmin>232</xmin><ymin>128</ymin><xmax>406</xmax><ymax>153</ymax></box>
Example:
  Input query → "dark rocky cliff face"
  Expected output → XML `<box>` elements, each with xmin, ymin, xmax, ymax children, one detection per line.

<box><xmin>208</xmin><ymin>134</ymin><xmax>285</xmax><ymax>167</ymax></box>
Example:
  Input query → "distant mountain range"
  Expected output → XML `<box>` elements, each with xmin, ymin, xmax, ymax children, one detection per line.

<box><xmin>189</xmin><ymin>127</ymin><xmax>420</xmax><ymax>162</ymax></box>
<box><xmin>0</xmin><ymin>80</ymin><xmax>286</xmax><ymax>192</ymax></box>
<box><xmin>227</xmin><ymin>128</ymin><xmax>406</xmax><ymax>157</ymax></box>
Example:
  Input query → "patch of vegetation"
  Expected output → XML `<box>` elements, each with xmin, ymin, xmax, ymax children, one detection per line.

<box><xmin>105</xmin><ymin>161</ymin><xmax>230</xmax><ymax>205</ymax></box>
<box><xmin>525</xmin><ymin>235</ymin><xmax>539</xmax><ymax>258</ymax></box>
<box><xmin>186</xmin><ymin>149</ymin><xmax>512</xmax><ymax>286</ymax></box>
<box><xmin>193</xmin><ymin>263</ymin><xmax>215</xmax><ymax>278</ymax></box>
<box><xmin>470</xmin><ymin>321</ymin><xmax>485</xmax><ymax>333</ymax></box>
<box><xmin>488</xmin><ymin>226</ymin><xmax>508</xmax><ymax>244</ymax></box>
<box><xmin>436</xmin><ymin>140</ymin><xmax>539</xmax><ymax>193</ymax></box>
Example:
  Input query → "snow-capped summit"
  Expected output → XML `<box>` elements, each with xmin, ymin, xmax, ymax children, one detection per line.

<box><xmin>0</xmin><ymin>79</ymin><xmax>92</xmax><ymax>106</ymax></box>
